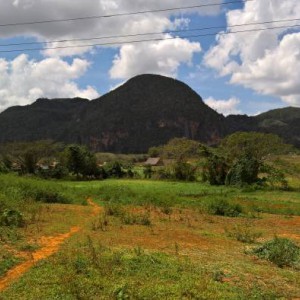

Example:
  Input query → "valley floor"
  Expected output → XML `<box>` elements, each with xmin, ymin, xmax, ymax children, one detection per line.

<box><xmin>0</xmin><ymin>177</ymin><xmax>300</xmax><ymax>299</ymax></box>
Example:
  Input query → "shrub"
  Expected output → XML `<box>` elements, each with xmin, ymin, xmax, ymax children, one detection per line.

<box><xmin>143</xmin><ymin>165</ymin><xmax>153</xmax><ymax>179</ymax></box>
<box><xmin>226</xmin><ymin>154</ymin><xmax>260</xmax><ymax>186</ymax></box>
<box><xmin>37</xmin><ymin>165</ymin><xmax>69</xmax><ymax>179</ymax></box>
<box><xmin>226</xmin><ymin>223</ymin><xmax>262</xmax><ymax>243</ymax></box>
<box><xmin>0</xmin><ymin>209</ymin><xmax>25</xmax><ymax>227</ymax></box>
<box><xmin>252</xmin><ymin>237</ymin><xmax>300</xmax><ymax>267</ymax></box>
<box><xmin>104</xmin><ymin>203</ymin><xmax>125</xmax><ymax>217</ymax></box>
<box><xmin>33</xmin><ymin>190</ymin><xmax>70</xmax><ymax>204</ymax></box>
<box><xmin>0</xmin><ymin>161</ymin><xmax>8</xmax><ymax>174</ymax></box>
<box><xmin>202</xmin><ymin>155</ymin><xmax>228</xmax><ymax>185</ymax></box>
<box><xmin>154</xmin><ymin>167</ymin><xmax>173</xmax><ymax>180</ymax></box>
<box><xmin>121</xmin><ymin>212</ymin><xmax>151</xmax><ymax>226</ymax></box>
<box><xmin>173</xmin><ymin>160</ymin><xmax>196</xmax><ymax>182</ymax></box>
<box><xmin>261</xmin><ymin>164</ymin><xmax>289</xmax><ymax>190</ymax></box>
<box><xmin>104</xmin><ymin>161</ymin><xmax>125</xmax><ymax>178</ymax></box>
<box><xmin>208</xmin><ymin>199</ymin><xmax>242</xmax><ymax>217</ymax></box>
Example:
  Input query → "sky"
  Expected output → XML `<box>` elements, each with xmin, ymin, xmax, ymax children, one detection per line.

<box><xmin>0</xmin><ymin>0</ymin><xmax>300</xmax><ymax>116</ymax></box>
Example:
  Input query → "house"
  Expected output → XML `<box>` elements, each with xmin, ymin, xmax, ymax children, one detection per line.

<box><xmin>144</xmin><ymin>157</ymin><xmax>163</xmax><ymax>166</ymax></box>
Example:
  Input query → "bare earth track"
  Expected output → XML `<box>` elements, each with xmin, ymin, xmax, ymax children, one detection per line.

<box><xmin>0</xmin><ymin>198</ymin><xmax>100</xmax><ymax>292</ymax></box>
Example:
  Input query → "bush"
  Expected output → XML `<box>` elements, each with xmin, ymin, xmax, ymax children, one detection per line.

<box><xmin>154</xmin><ymin>167</ymin><xmax>173</xmax><ymax>180</ymax></box>
<box><xmin>121</xmin><ymin>212</ymin><xmax>151</xmax><ymax>226</ymax></box>
<box><xmin>226</xmin><ymin>154</ymin><xmax>260</xmax><ymax>186</ymax></box>
<box><xmin>0</xmin><ymin>161</ymin><xmax>8</xmax><ymax>174</ymax></box>
<box><xmin>0</xmin><ymin>209</ymin><xmax>24</xmax><ymax>227</ymax></box>
<box><xmin>208</xmin><ymin>199</ymin><xmax>242</xmax><ymax>217</ymax></box>
<box><xmin>252</xmin><ymin>237</ymin><xmax>300</xmax><ymax>267</ymax></box>
<box><xmin>202</xmin><ymin>155</ymin><xmax>228</xmax><ymax>185</ymax></box>
<box><xmin>104</xmin><ymin>203</ymin><xmax>125</xmax><ymax>217</ymax></box>
<box><xmin>104</xmin><ymin>161</ymin><xmax>125</xmax><ymax>178</ymax></box>
<box><xmin>143</xmin><ymin>165</ymin><xmax>153</xmax><ymax>179</ymax></box>
<box><xmin>37</xmin><ymin>165</ymin><xmax>69</xmax><ymax>179</ymax></box>
<box><xmin>226</xmin><ymin>223</ymin><xmax>262</xmax><ymax>243</ymax></box>
<box><xmin>33</xmin><ymin>190</ymin><xmax>71</xmax><ymax>204</ymax></box>
<box><xmin>261</xmin><ymin>164</ymin><xmax>289</xmax><ymax>190</ymax></box>
<box><xmin>173</xmin><ymin>160</ymin><xmax>196</xmax><ymax>182</ymax></box>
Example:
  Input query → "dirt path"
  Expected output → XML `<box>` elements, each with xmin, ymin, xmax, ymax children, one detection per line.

<box><xmin>0</xmin><ymin>199</ymin><xmax>101</xmax><ymax>292</ymax></box>
<box><xmin>87</xmin><ymin>197</ymin><xmax>102</xmax><ymax>216</ymax></box>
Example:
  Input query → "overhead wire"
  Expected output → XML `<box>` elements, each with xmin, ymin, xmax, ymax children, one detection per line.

<box><xmin>0</xmin><ymin>23</ymin><xmax>299</xmax><ymax>53</ymax></box>
<box><xmin>0</xmin><ymin>0</ymin><xmax>252</xmax><ymax>27</ymax></box>
<box><xmin>0</xmin><ymin>17</ymin><xmax>300</xmax><ymax>48</ymax></box>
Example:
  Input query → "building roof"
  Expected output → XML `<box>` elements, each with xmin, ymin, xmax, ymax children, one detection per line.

<box><xmin>144</xmin><ymin>157</ymin><xmax>162</xmax><ymax>166</ymax></box>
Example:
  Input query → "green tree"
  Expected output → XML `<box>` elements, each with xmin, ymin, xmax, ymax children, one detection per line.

<box><xmin>66</xmin><ymin>145</ymin><xmax>99</xmax><ymax>179</ymax></box>
<box><xmin>221</xmin><ymin>132</ymin><xmax>293</xmax><ymax>161</ymax></box>
<box><xmin>162</xmin><ymin>138</ymin><xmax>205</xmax><ymax>159</ymax></box>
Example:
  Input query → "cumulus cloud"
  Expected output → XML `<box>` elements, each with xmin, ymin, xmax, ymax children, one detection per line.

<box><xmin>0</xmin><ymin>0</ymin><xmax>221</xmax><ymax>57</ymax></box>
<box><xmin>204</xmin><ymin>0</ymin><xmax>300</xmax><ymax>106</ymax></box>
<box><xmin>0</xmin><ymin>54</ymin><xmax>99</xmax><ymax>112</ymax></box>
<box><xmin>204</xmin><ymin>97</ymin><xmax>241</xmax><ymax>116</ymax></box>
<box><xmin>110</xmin><ymin>35</ymin><xmax>201</xmax><ymax>79</ymax></box>
<box><xmin>0</xmin><ymin>0</ymin><xmax>222</xmax><ymax>108</ymax></box>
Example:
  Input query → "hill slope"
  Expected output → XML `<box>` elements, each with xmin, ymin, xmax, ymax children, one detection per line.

<box><xmin>0</xmin><ymin>74</ymin><xmax>299</xmax><ymax>152</ymax></box>
<box><xmin>78</xmin><ymin>74</ymin><xmax>226</xmax><ymax>152</ymax></box>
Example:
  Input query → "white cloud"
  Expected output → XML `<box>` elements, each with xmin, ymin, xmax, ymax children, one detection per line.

<box><xmin>0</xmin><ymin>0</ymin><xmax>221</xmax><ymax>109</ymax></box>
<box><xmin>0</xmin><ymin>54</ymin><xmax>99</xmax><ymax>112</ymax></box>
<box><xmin>204</xmin><ymin>0</ymin><xmax>300</xmax><ymax>106</ymax></box>
<box><xmin>110</xmin><ymin>35</ymin><xmax>201</xmax><ymax>79</ymax></box>
<box><xmin>204</xmin><ymin>97</ymin><xmax>241</xmax><ymax>116</ymax></box>
<box><xmin>0</xmin><ymin>0</ymin><xmax>221</xmax><ymax>57</ymax></box>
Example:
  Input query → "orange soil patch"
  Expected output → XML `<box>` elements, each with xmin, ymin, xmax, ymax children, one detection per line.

<box><xmin>96</xmin><ymin>207</ymin><xmax>237</xmax><ymax>254</ymax></box>
<box><xmin>0</xmin><ymin>226</ymin><xmax>79</xmax><ymax>292</ymax></box>
<box><xmin>0</xmin><ymin>199</ymin><xmax>101</xmax><ymax>292</ymax></box>
<box><xmin>87</xmin><ymin>197</ymin><xmax>102</xmax><ymax>216</ymax></box>
<box><xmin>278</xmin><ymin>233</ymin><xmax>300</xmax><ymax>240</ymax></box>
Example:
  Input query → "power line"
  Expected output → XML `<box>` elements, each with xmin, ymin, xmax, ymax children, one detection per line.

<box><xmin>1</xmin><ymin>17</ymin><xmax>299</xmax><ymax>48</ymax></box>
<box><xmin>0</xmin><ymin>23</ymin><xmax>299</xmax><ymax>54</ymax></box>
<box><xmin>0</xmin><ymin>0</ymin><xmax>251</xmax><ymax>27</ymax></box>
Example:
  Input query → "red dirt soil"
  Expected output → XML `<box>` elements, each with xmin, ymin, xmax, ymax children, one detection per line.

<box><xmin>0</xmin><ymin>198</ymin><xmax>101</xmax><ymax>292</ymax></box>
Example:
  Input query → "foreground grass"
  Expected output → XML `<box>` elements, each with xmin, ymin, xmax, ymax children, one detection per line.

<box><xmin>1</xmin><ymin>172</ymin><xmax>300</xmax><ymax>299</ymax></box>
<box><xmin>1</xmin><ymin>243</ymin><xmax>283</xmax><ymax>299</ymax></box>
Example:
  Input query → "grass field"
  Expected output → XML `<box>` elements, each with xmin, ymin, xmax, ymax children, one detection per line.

<box><xmin>0</xmin><ymin>156</ymin><xmax>300</xmax><ymax>299</ymax></box>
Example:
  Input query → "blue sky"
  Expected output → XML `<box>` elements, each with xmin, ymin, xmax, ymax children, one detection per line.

<box><xmin>0</xmin><ymin>0</ymin><xmax>299</xmax><ymax>115</ymax></box>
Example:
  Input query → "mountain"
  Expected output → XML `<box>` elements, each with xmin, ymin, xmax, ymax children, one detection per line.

<box><xmin>0</xmin><ymin>74</ymin><xmax>299</xmax><ymax>152</ymax></box>
<box><xmin>77</xmin><ymin>75</ymin><xmax>226</xmax><ymax>152</ymax></box>
<box><xmin>0</xmin><ymin>97</ymin><xmax>89</xmax><ymax>144</ymax></box>
<box><xmin>254</xmin><ymin>107</ymin><xmax>300</xmax><ymax>148</ymax></box>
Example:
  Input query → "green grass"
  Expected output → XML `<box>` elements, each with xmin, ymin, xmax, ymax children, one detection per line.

<box><xmin>0</xmin><ymin>236</ymin><xmax>281</xmax><ymax>300</ymax></box>
<box><xmin>60</xmin><ymin>178</ymin><xmax>300</xmax><ymax>216</ymax></box>
<box><xmin>0</xmin><ymin>174</ymin><xmax>85</xmax><ymax>206</ymax></box>
<box><xmin>0</xmin><ymin>246</ymin><xmax>22</xmax><ymax>277</ymax></box>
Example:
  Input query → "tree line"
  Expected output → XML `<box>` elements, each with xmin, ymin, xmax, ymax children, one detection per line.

<box><xmin>0</xmin><ymin>132</ymin><xmax>296</xmax><ymax>188</ymax></box>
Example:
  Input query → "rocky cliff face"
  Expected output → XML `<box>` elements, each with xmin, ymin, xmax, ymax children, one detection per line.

<box><xmin>0</xmin><ymin>74</ymin><xmax>299</xmax><ymax>152</ymax></box>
